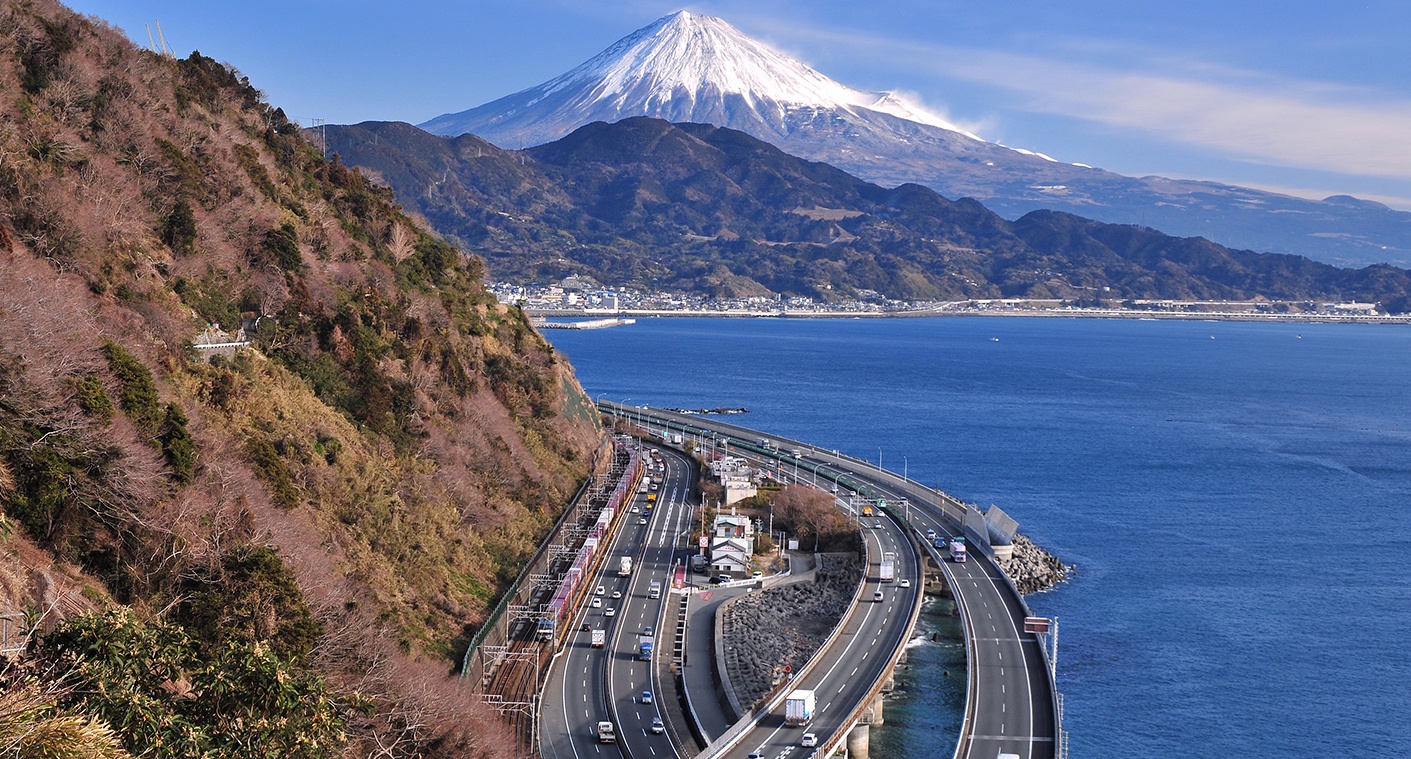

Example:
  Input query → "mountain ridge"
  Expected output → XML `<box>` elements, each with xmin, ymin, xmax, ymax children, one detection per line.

<box><xmin>324</xmin><ymin>117</ymin><xmax>1411</xmax><ymax>311</ymax></box>
<box><xmin>419</xmin><ymin>10</ymin><xmax>1411</xmax><ymax>269</ymax></box>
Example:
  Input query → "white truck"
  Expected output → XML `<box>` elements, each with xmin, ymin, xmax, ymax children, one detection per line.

<box><xmin>879</xmin><ymin>551</ymin><xmax>896</xmax><ymax>583</ymax></box>
<box><xmin>784</xmin><ymin>689</ymin><xmax>816</xmax><ymax>727</ymax></box>
<box><xmin>618</xmin><ymin>556</ymin><xmax>632</xmax><ymax>577</ymax></box>
<box><xmin>591</xmin><ymin>629</ymin><xmax>605</xmax><ymax>648</ymax></box>
<box><xmin>596</xmin><ymin>721</ymin><xmax>616</xmax><ymax>743</ymax></box>
<box><xmin>648</xmin><ymin>580</ymin><xmax>661</xmax><ymax>599</ymax></box>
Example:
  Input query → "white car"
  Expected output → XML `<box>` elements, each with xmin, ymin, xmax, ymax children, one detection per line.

<box><xmin>591</xmin><ymin>597</ymin><xmax>602</xmax><ymax>608</ymax></box>
<box><xmin>638</xmin><ymin>518</ymin><xmax>648</xmax><ymax>525</ymax></box>
<box><xmin>595</xmin><ymin>585</ymin><xmax>605</xmax><ymax>596</ymax></box>
<box><xmin>605</xmin><ymin>607</ymin><xmax>616</xmax><ymax>617</ymax></box>
<box><xmin>650</xmin><ymin>718</ymin><xmax>665</xmax><ymax>734</ymax></box>
<box><xmin>801</xmin><ymin>732</ymin><xmax>818</xmax><ymax>747</ymax></box>
<box><xmin>611</xmin><ymin>590</ymin><xmax>622</xmax><ymax>599</ymax></box>
<box><xmin>899</xmin><ymin>578</ymin><xmax>912</xmax><ymax>588</ymax></box>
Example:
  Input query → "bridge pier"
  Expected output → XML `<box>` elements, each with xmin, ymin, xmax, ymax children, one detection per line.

<box><xmin>869</xmin><ymin>693</ymin><xmax>885</xmax><ymax>725</ymax></box>
<box><xmin>846</xmin><ymin>722</ymin><xmax>870</xmax><ymax>759</ymax></box>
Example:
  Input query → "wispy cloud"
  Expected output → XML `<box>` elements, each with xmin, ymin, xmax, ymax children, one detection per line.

<box><xmin>751</xmin><ymin>21</ymin><xmax>1411</xmax><ymax>181</ymax></box>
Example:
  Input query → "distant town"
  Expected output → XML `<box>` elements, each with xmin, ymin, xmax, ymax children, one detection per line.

<box><xmin>491</xmin><ymin>281</ymin><xmax>1411</xmax><ymax>324</ymax></box>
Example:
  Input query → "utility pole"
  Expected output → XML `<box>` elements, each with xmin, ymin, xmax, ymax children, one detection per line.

<box><xmin>311</xmin><ymin>118</ymin><xmax>327</xmax><ymax>156</ymax></box>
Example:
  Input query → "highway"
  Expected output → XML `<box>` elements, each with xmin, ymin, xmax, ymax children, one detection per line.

<box><xmin>602</xmin><ymin>403</ymin><xmax>1058</xmax><ymax>759</ymax></box>
<box><xmin>540</xmin><ymin>443</ymin><xmax>695</xmax><ymax>759</ymax></box>
<box><xmin>722</xmin><ymin>512</ymin><xmax>918</xmax><ymax>759</ymax></box>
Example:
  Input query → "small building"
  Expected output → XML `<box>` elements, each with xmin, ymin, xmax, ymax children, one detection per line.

<box><xmin>710</xmin><ymin>511</ymin><xmax>755</xmax><ymax>578</ymax></box>
<box><xmin>191</xmin><ymin>324</ymin><xmax>250</xmax><ymax>363</ymax></box>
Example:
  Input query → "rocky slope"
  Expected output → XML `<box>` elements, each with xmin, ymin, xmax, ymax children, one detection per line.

<box><xmin>0</xmin><ymin>2</ymin><xmax>600</xmax><ymax>756</ymax></box>
<box><xmin>325</xmin><ymin>117</ymin><xmax>1411</xmax><ymax>310</ymax></box>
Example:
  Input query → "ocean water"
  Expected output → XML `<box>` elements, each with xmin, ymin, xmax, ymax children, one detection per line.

<box><xmin>545</xmin><ymin>316</ymin><xmax>1411</xmax><ymax>757</ymax></box>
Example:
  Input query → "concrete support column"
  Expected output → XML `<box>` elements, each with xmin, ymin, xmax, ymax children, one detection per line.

<box><xmin>870</xmin><ymin>693</ymin><xmax>885</xmax><ymax>725</ymax></box>
<box><xmin>846</xmin><ymin>722</ymin><xmax>870</xmax><ymax>759</ymax></box>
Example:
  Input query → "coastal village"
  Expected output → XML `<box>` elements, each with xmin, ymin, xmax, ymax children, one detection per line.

<box><xmin>492</xmin><ymin>280</ymin><xmax>1405</xmax><ymax>323</ymax></box>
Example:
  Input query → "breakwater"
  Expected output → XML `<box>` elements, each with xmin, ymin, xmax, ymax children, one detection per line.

<box><xmin>997</xmin><ymin>535</ymin><xmax>1071</xmax><ymax>594</ymax></box>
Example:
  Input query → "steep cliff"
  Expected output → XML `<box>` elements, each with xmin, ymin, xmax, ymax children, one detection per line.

<box><xmin>0</xmin><ymin>2</ymin><xmax>601</xmax><ymax>755</ymax></box>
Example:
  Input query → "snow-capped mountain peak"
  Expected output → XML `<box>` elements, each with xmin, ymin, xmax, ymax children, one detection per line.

<box><xmin>419</xmin><ymin>10</ymin><xmax>981</xmax><ymax>145</ymax></box>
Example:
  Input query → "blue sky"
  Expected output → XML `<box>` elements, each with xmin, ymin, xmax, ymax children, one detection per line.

<box><xmin>69</xmin><ymin>0</ymin><xmax>1411</xmax><ymax>210</ymax></box>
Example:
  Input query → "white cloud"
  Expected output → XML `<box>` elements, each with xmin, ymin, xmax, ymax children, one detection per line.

<box><xmin>753</xmin><ymin>21</ymin><xmax>1411</xmax><ymax>182</ymax></box>
<box><xmin>920</xmin><ymin>48</ymin><xmax>1411</xmax><ymax>180</ymax></box>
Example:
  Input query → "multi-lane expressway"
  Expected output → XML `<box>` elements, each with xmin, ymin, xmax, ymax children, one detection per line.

<box><xmin>539</xmin><ymin>442</ymin><xmax>695</xmax><ymax>759</ymax></box>
<box><xmin>601</xmin><ymin>403</ymin><xmax>1059</xmax><ymax>759</ymax></box>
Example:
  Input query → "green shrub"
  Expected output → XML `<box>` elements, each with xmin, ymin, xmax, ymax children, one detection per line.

<box><xmin>160</xmin><ymin>199</ymin><xmax>197</xmax><ymax>255</ymax></box>
<box><xmin>101</xmin><ymin>341</ymin><xmax>160</xmax><ymax>438</ymax></box>
<box><xmin>70</xmin><ymin>373</ymin><xmax>114</xmax><ymax>422</ymax></box>
<box><xmin>30</xmin><ymin>608</ymin><xmax>356</xmax><ymax>759</ymax></box>
<box><xmin>158</xmin><ymin>403</ymin><xmax>195</xmax><ymax>483</ymax></box>
<box><xmin>175</xmin><ymin>545</ymin><xmax>322</xmax><ymax>662</ymax></box>
<box><xmin>243</xmin><ymin>436</ymin><xmax>299</xmax><ymax>508</ymax></box>
<box><xmin>258</xmin><ymin>223</ymin><xmax>302</xmax><ymax>270</ymax></box>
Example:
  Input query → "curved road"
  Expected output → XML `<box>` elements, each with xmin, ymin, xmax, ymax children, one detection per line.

<box><xmin>603</xmin><ymin>404</ymin><xmax>1057</xmax><ymax>759</ymax></box>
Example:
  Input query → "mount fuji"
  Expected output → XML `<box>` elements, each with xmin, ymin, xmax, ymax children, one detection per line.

<box><xmin>419</xmin><ymin>11</ymin><xmax>1411</xmax><ymax>268</ymax></box>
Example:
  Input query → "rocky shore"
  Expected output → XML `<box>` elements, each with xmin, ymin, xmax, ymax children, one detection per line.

<box><xmin>719</xmin><ymin>554</ymin><xmax>862</xmax><ymax>710</ymax></box>
<box><xmin>997</xmin><ymin>534</ymin><xmax>1073</xmax><ymax>594</ymax></box>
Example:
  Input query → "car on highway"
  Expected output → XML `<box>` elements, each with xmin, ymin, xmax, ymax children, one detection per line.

<box><xmin>631</xmin><ymin>506</ymin><xmax>639</xmax><ymax>513</ymax></box>
<box><xmin>595</xmin><ymin>585</ymin><xmax>605</xmax><ymax>596</ymax></box>
<box><xmin>591</xmin><ymin>597</ymin><xmax>602</xmax><ymax>608</ymax></box>
<box><xmin>874</xmin><ymin>520</ymin><xmax>883</xmax><ymax>529</ymax></box>
<box><xmin>605</xmin><ymin>607</ymin><xmax>616</xmax><ymax>617</ymax></box>
<box><xmin>650</xmin><ymin>718</ymin><xmax>665</xmax><ymax>734</ymax></box>
<box><xmin>638</xmin><ymin>518</ymin><xmax>648</xmax><ymax>525</ymax></box>
<box><xmin>873</xmin><ymin>590</ymin><xmax>884</xmax><ymax>602</ymax></box>
<box><xmin>831</xmin><ymin>483</ymin><xmax>838</xmax><ymax>493</ymax></box>
<box><xmin>644</xmin><ymin>625</ymin><xmax>654</xmax><ymax>636</ymax></box>
<box><xmin>581</xmin><ymin>622</ymin><xmax>591</xmax><ymax>631</ymax></box>
<box><xmin>641</xmin><ymin>690</ymin><xmax>653</xmax><ymax>704</ymax></box>
<box><xmin>899</xmin><ymin>578</ymin><xmax>911</xmax><ymax>588</ymax></box>
<box><xmin>801</xmin><ymin>733</ymin><xmax>818</xmax><ymax>747</ymax></box>
<box><xmin>612</xmin><ymin>590</ymin><xmax>622</xmax><ymax>599</ymax></box>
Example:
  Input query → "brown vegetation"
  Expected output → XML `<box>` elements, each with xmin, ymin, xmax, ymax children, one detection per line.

<box><xmin>760</xmin><ymin>484</ymin><xmax>855</xmax><ymax>552</ymax></box>
<box><xmin>0</xmin><ymin>1</ymin><xmax>602</xmax><ymax>754</ymax></box>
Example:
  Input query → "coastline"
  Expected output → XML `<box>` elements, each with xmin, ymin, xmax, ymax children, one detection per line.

<box><xmin>526</xmin><ymin>306</ymin><xmax>1411</xmax><ymax>325</ymax></box>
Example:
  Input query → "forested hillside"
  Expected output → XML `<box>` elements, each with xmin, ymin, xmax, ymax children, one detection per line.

<box><xmin>0</xmin><ymin>2</ymin><xmax>601</xmax><ymax>756</ymax></box>
<box><xmin>325</xmin><ymin>118</ymin><xmax>1411</xmax><ymax>311</ymax></box>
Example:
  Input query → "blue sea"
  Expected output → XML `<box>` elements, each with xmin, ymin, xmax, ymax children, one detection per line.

<box><xmin>545</xmin><ymin>316</ymin><xmax>1411</xmax><ymax>757</ymax></box>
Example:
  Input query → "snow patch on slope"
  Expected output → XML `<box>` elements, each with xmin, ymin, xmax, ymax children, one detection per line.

<box><xmin>521</xmin><ymin>11</ymin><xmax>981</xmax><ymax>141</ymax></box>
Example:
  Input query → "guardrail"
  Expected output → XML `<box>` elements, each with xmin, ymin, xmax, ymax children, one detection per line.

<box><xmin>814</xmin><ymin>522</ymin><xmax>928</xmax><ymax>759</ymax></box>
<box><xmin>601</xmin><ymin>403</ymin><xmax>1062</xmax><ymax>759</ymax></box>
